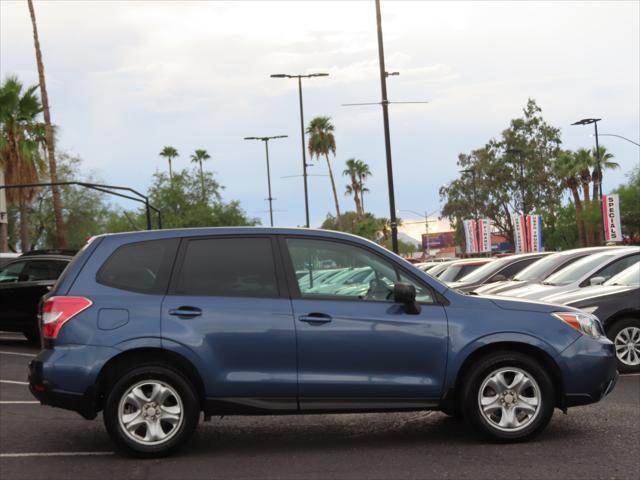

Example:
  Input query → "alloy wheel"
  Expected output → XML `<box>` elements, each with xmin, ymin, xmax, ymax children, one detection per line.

<box><xmin>614</xmin><ymin>326</ymin><xmax>640</xmax><ymax>366</ymax></box>
<box><xmin>478</xmin><ymin>367</ymin><xmax>541</xmax><ymax>432</ymax></box>
<box><xmin>117</xmin><ymin>380</ymin><xmax>184</xmax><ymax>446</ymax></box>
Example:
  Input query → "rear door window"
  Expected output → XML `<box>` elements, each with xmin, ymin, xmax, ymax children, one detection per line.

<box><xmin>171</xmin><ymin>237</ymin><xmax>279</xmax><ymax>298</ymax></box>
<box><xmin>97</xmin><ymin>239</ymin><xmax>179</xmax><ymax>294</ymax></box>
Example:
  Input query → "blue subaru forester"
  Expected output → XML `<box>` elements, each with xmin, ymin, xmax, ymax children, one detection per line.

<box><xmin>29</xmin><ymin>228</ymin><xmax>617</xmax><ymax>457</ymax></box>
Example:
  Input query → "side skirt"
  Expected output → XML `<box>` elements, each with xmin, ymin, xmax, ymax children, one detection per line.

<box><xmin>205</xmin><ymin>397</ymin><xmax>440</xmax><ymax>416</ymax></box>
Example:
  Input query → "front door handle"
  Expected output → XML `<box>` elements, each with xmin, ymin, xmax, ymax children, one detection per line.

<box><xmin>169</xmin><ymin>306</ymin><xmax>202</xmax><ymax>318</ymax></box>
<box><xmin>299</xmin><ymin>313</ymin><xmax>332</xmax><ymax>325</ymax></box>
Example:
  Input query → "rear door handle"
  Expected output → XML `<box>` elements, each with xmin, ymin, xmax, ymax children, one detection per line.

<box><xmin>299</xmin><ymin>313</ymin><xmax>332</xmax><ymax>325</ymax></box>
<box><xmin>169</xmin><ymin>306</ymin><xmax>202</xmax><ymax>318</ymax></box>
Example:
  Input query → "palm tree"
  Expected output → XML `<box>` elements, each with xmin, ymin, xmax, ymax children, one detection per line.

<box><xmin>354</xmin><ymin>159</ymin><xmax>371</xmax><ymax>214</ymax></box>
<box><xmin>0</xmin><ymin>76</ymin><xmax>45</xmax><ymax>251</ymax></box>
<box><xmin>307</xmin><ymin>116</ymin><xmax>341</xmax><ymax>226</ymax></box>
<box><xmin>554</xmin><ymin>150</ymin><xmax>586</xmax><ymax>247</ymax></box>
<box><xmin>27</xmin><ymin>0</ymin><xmax>66</xmax><ymax>249</ymax></box>
<box><xmin>343</xmin><ymin>158</ymin><xmax>363</xmax><ymax>220</ymax></box>
<box><xmin>190</xmin><ymin>149</ymin><xmax>211</xmax><ymax>200</ymax></box>
<box><xmin>159</xmin><ymin>146</ymin><xmax>179</xmax><ymax>182</ymax></box>
<box><xmin>574</xmin><ymin>148</ymin><xmax>594</xmax><ymax>245</ymax></box>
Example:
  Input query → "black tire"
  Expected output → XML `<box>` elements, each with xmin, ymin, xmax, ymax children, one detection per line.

<box><xmin>460</xmin><ymin>351</ymin><xmax>555</xmax><ymax>442</ymax></box>
<box><xmin>607</xmin><ymin>317</ymin><xmax>640</xmax><ymax>374</ymax></box>
<box><xmin>103</xmin><ymin>364</ymin><xmax>200</xmax><ymax>457</ymax></box>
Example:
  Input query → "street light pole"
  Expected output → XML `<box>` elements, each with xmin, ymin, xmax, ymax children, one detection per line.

<box><xmin>572</xmin><ymin>118</ymin><xmax>606</xmax><ymax>244</ymax></box>
<box><xmin>504</xmin><ymin>149</ymin><xmax>528</xmax><ymax>252</ymax></box>
<box><xmin>595</xmin><ymin>133</ymin><xmax>640</xmax><ymax>147</ymax></box>
<box><xmin>244</xmin><ymin>135</ymin><xmax>288</xmax><ymax>227</ymax></box>
<box><xmin>271</xmin><ymin>73</ymin><xmax>329</xmax><ymax>228</ymax></box>
<box><xmin>375</xmin><ymin>0</ymin><xmax>399</xmax><ymax>254</ymax></box>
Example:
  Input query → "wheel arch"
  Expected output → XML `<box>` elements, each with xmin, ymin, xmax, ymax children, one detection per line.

<box><xmin>95</xmin><ymin>347</ymin><xmax>206</xmax><ymax>412</ymax></box>
<box><xmin>445</xmin><ymin>341</ymin><xmax>565</xmax><ymax>414</ymax></box>
<box><xmin>603</xmin><ymin>309</ymin><xmax>640</xmax><ymax>334</ymax></box>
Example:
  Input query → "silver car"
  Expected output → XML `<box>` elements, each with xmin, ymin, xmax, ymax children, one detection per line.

<box><xmin>497</xmin><ymin>247</ymin><xmax>640</xmax><ymax>301</ymax></box>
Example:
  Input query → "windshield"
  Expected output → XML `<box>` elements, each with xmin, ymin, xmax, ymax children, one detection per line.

<box><xmin>439</xmin><ymin>262</ymin><xmax>487</xmax><ymax>283</ymax></box>
<box><xmin>513</xmin><ymin>253</ymin><xmax>565</xmax><ymax>281</ymax></box>
<box><xmin>604</xmin><ymin>262</ymin><xmax>640</xmax><ymax>286</ymax></box>
<box><xmin>456</xmin><ymin>258</ymin><xmax>505</xmax><ymax>283</ymax></box>
<box><xmin>543</xmin><ymin>253</ymin><xmax>616</xmax><ymax>286</ymax></box>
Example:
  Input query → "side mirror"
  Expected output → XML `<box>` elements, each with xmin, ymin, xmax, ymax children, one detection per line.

<box><xmin>589</xmin><ymin>276</ymin><xmax>606</xmax><ymax>286</ymax></box>
<box><xmin>489</xmin><ymin>274</ymin><xmax>507</xmax><ymax>283</ymax></box>
<box><xmin>393</xmin><ymin>282</ymin><xmax>421</xmax><ymax>314</ymax></box>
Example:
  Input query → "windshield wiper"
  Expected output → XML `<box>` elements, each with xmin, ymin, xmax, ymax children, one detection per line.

<box><xmin>541</xmin><ymin>281</ymin><xmax>556</xmax><ymax>286</ymax></box>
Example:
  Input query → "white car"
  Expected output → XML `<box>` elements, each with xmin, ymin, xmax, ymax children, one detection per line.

<box><xmin>497</xmin><ymin>247</ymin><xmax>640</xmax><ymax>301</ymax></box>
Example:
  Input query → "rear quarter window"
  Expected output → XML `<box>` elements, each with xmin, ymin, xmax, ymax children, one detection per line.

<box><xmin>96</xmin><ymin>238</ymin><xmax>179</xmax><ymax>294</ymax></box>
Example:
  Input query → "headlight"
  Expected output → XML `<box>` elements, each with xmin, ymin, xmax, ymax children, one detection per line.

<box><xmin>580</xmin><ymin>306</ymin><xmax>599</xmax><ymax>314</ymax></box>
<box><xmin>552</xmin><ymin>311</ymin><xmax>604</xmax><ymax>338</ymax></box>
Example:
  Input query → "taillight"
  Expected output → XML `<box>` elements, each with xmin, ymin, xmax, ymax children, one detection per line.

<box><xmin>42</xmin><ymin>296</ymin><xmax>92</xmax><ymax>339</ymax></box>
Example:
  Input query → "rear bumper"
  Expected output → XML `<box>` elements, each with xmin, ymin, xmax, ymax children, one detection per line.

<box><xmin>29</xmin><ymin>358</ymin><xmax>98</xmax><ymax>420</ymax></box>
<box><xmin>560</xmin><ymin>334</ymin><xmax>618</xmax><ymax>409</ymax></box>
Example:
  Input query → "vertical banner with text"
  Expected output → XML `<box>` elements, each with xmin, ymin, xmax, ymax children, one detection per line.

<box><xmin>527</xmin><ymin>214</ymin><xmax>543</xmax><ymax>252</ymax></box>
<box><xmin>512</xmin><ymin>214</ymin><xmax>526</xmax><ymax>253</ymax></box>
<box><xmin>478</xmin><ymin>218</ymin><xmax>492</xmax><ymax>253</ymax></box>
<box><xmin>602</xmin><ymin>194</ymin><xmax>623</xmax><ymax>242</ymax></box>
<box><xmin>463</xmin><ymin>219</ymin><xmax>478</xmax><ymax>254</ymax></box>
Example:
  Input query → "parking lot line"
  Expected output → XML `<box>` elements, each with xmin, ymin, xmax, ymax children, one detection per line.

<box><xmin>0</xmin><ymin>401</ymin><xmax>39</xmax><ymax>404</ymax></box>
<box><xmin>0</xmin><ymin>452</ymin><xmax>114</xmax><ymax>458</ymax></box>
<box><xmin>0</xmin><ymin>350</ymin><xmax>35</xmax><ymax>357</ymax></box>
<box><xmin>0</xmin><ymin>380</ymin><xmax>28</xmax><ymax>385</ymax></box>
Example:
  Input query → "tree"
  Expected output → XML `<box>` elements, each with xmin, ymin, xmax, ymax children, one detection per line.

<box><xmin>0</xmin><ymin>75</ymin><xmax>45</xmax><ymax>251</ymax></box>
<box><xmin>27</xmin><ymin>0</ymin><xmax>66</xmax><ymax>249</ymax></box>
<box><xmin>440</xmin><ymin>99</ymin><xmax>563</xmax><ymax>247</ymax></box>
<box><xmin>190</xmin><ymin>149</ymin><xmax>211</xmax><ymax>200</ymax></box>
<box><xmin>573</xmin><ymin>148</ymin><xmax>594</xmax><ymax>245</ymax></box>
<box><xmin>110</xmin><ymin>167</ymin><xmax>259</xmax><ymax>230</ymax></box>
<box><xmin>307</xmin><ymin>116</ymin><xmax>341</xmax><ymax>225</ymax></box>
<box><xmin>553</xmin><ymin>150</ymin><xmax>586</xmax><ymax>246</ymax></box>
<box><xmin>354</xmin><ymin>159</ymin><xmax>371</xmax><ymax>214</ymax></box>
<box><xmin>343</xmin><ymin>158</ymin><xmax>364</xmax><ymax>221</ymax></box>
<box><xmin>614</xmin><ymin>166</ymin><xmax>640</xmax><ymax>238</ymax></box>
<box><xmin>159</xmin><ymin>146</ymin><xmax>179</xmax><ymax>182</ymax></box>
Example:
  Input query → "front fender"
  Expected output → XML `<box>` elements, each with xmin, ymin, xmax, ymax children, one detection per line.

<box><xmin>444</xmin><ymin>332</ymin><xmax>574</xmax><ymax>392</ymax></box>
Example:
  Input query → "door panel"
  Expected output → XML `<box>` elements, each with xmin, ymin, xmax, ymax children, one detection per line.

<box><xmin>162</xmin><ymin>236</ymin><xmax>297</xmax><ymax>405</ymax></box>
<box><xmin>282</xmin><ymin>236</ymin><xmax>448</xmax><ymax>408</ymax></box>
<box><xmin>292</xmin><ymin>299</ymin><xmax>448</xmax><ymax>404</ymax></box>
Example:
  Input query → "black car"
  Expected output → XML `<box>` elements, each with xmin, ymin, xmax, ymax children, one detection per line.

<box><xmin>548</xmin><ymin>262</ymin><xmax>640</xmax><ymax>373</ymax></box>
<box><xmin>447</xmin><ymin>252</ymin><xmax>551</xmax><ymax>293</ymax></box>
<box><xmin>0</xmin><ymin>251</ymin><xmax>73</xmax><ymax>342</ymax></box>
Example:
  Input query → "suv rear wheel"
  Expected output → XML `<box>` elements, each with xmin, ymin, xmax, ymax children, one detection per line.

<box><xmin>461</xmin><ymin>351</ymin><xmax>555</xmax><ymax>441</ymax></box>
<box><xmin>103</xmin><ymin>364</ymin><xmax>200</xmax><ymax>457</ymax></box>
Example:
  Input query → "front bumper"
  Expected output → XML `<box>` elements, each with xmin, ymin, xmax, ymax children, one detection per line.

<box><xmin>29</xmin><ymin>358</ymin><xmax>98</xmax><ymax>419</ymax></box>
<box><xmin>560</xmin><ymin>334</ymin><xmax>618</xmax><ymax>408</ymax></box>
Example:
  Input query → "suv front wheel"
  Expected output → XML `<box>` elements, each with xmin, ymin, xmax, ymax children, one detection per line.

<box><xmin>103</xmin><ymin>364</ymin><xmax>200</xmax><ymax>457</ymax></box>
<box><xmin>461</xmin><ymin>351</ymin><xmax>555</xmax><ymax>441</ymax></box>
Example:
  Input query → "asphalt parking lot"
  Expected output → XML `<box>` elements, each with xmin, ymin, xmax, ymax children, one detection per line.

<box><xmin>0</xmin><ymin>331</ymin><xmax>638</xmax><ymax>480</ymax></box>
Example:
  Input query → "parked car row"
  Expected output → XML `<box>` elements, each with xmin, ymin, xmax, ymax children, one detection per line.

<box><xmin>425</xmin><ymin>246</ymin><xmax>640</xmax><ymax>373</ymax></box>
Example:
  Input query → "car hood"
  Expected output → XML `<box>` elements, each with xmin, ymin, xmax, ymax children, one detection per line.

<box><xmin>497</xmin><ymin>283</ymin><xmax>563</xmax><ymax>299</ymax></box>
<box><xmin>473</xmin><ymin>280</ymin><xmax>526</xmax><ymax>295</ymax></box>
<box><xmin>481</xmin><ymin>295</ymin><xmax>573</xmax><ymax>314</ymax></box>
<box><xmin>542</xmin><ymin>284</ymin><xmax>637</xmax><ymax>305</ymax></box>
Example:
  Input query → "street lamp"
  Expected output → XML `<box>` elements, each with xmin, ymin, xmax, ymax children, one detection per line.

<box><xmin>591</xmin><ymin>133</ymin><xmax>640</xmax><ymax>147</ymax></box>
<box><xmin>572</xmin><ymin>118</ymin><xmax>606</xmax><ymax>243</ymax></box>
<box><xmin>244</xmin><ymin>135</ymin><xmax>288</xmax><ymax>227</ymax></box>
<box><xmin>270</xmin><ymin>72</ymin><xmax>329</xmax><ymax>228</ymax></box>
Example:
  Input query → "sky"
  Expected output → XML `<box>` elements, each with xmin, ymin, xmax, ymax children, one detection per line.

<box><xmin>1</xmin><ymin>0</ymin><xmax>639</xmax><ymax>234</ymax></box>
